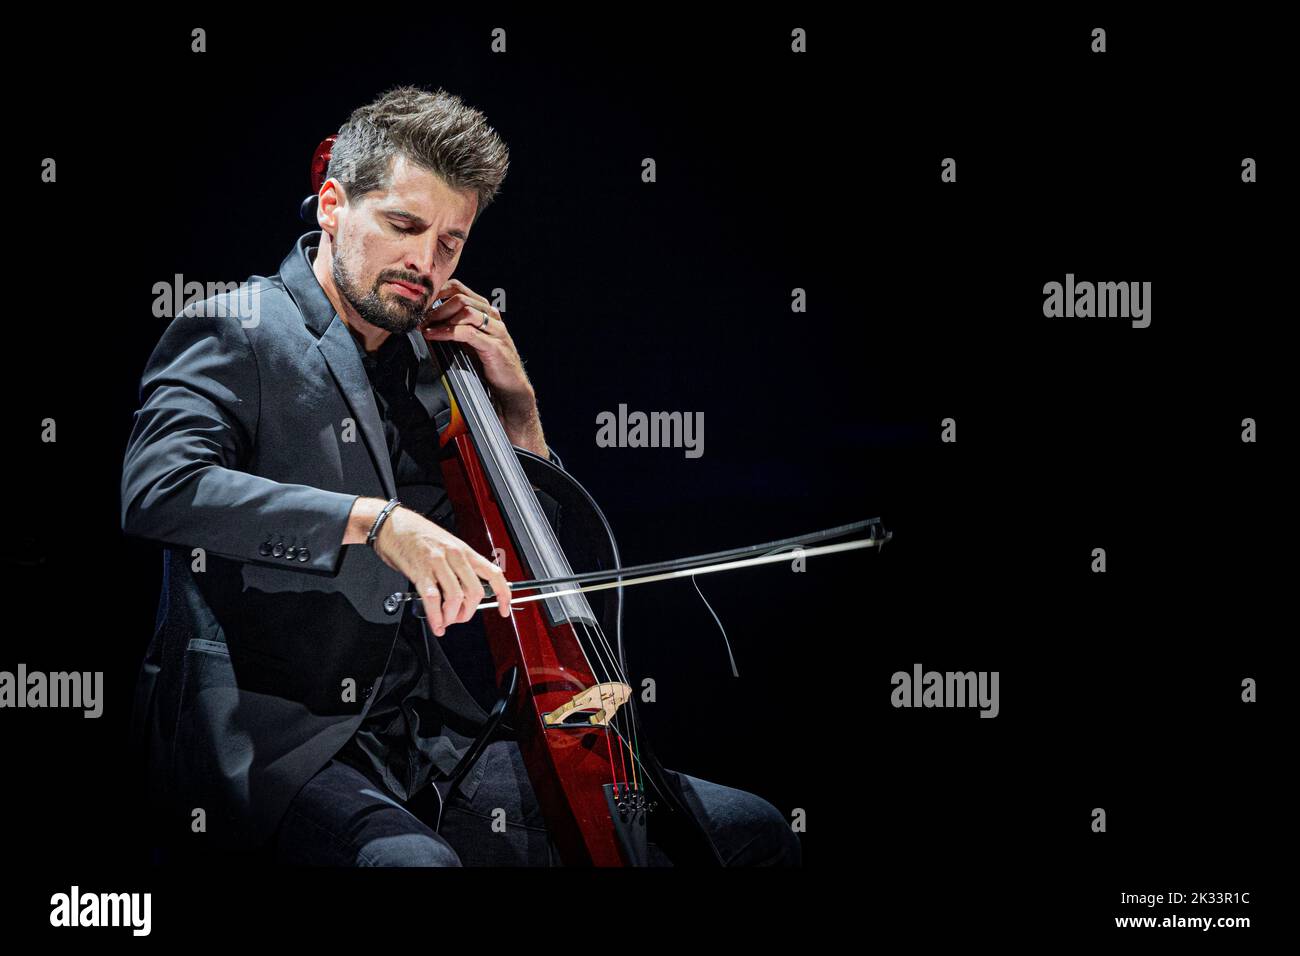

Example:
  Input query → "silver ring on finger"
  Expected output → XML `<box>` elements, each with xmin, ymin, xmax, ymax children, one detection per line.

<box><xmin>478</xmin><ymin>310</ymin><xmax>490</xmax><ymax>332</ymax></box>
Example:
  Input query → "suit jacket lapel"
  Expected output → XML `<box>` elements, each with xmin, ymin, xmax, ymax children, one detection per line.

<box><xmin>277</xmin><ymin>231</ymin><xmax>399</xmax><ymax>500</ymax></box>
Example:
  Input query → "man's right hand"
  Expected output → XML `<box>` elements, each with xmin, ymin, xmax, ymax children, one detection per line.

<box><xmin>345</xmin><ymin>498</ymin><xmax>512</xmax><ymax>636</ymax></box>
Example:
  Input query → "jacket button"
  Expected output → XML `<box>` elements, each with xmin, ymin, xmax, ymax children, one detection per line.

<box><xmin>297</xmin><ymin>548</ymin><xmax>310</xmax><ymax>562</ymax></box>
<box><xmin>285</xmin><ymin>545</ymin><xmax>297</xmax><ymax>560</ymax></box>
<box><xmin>259</xmin><ymin>539</ymin><xmax>273</xmax><ymax>556</ymax></box>
<box><xmin>272</xmin><ymin>541</ymin><xmax>285</xmax><ymax>558</ymax></box>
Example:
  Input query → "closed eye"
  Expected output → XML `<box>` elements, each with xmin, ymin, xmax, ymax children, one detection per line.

<box><xmin>391</xmin><ymin>222</ymin><xmax>457</xmax><ymax>256</ymax></box>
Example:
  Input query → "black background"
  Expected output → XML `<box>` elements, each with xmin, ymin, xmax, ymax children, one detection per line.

<box><xmin>3</xmin><ymin>9</ymin><xmax>1281</xmax><ymax>943</ymax></box>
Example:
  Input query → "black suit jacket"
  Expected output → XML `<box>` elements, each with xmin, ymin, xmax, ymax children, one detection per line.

<box><xmin>122</xmin><ymin>232</ymin><xmax>519</xmax><ymax>853</ymax></box>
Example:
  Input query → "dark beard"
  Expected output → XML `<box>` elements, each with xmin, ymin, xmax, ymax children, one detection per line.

<box><xmin>332</xmin><ymin>248</ymin><xmax>426</xmax><ymax>334</ymax></box>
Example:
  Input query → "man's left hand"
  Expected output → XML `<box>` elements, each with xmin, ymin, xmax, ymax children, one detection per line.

<box><xmin>420</xmin><ymin>279</ymin><xmax>547</xmax><ymax>456</ymax></box>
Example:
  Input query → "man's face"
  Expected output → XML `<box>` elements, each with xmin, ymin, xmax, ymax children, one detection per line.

<box><xmin>329</xmin><ymin>154</ymin><xmax>477</xmax><ymax>334</ymax></box>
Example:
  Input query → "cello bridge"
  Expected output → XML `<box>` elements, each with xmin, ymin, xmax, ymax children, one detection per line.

<box><xmin>542</xmin><ymin>682</ymin><xmax>632</xmax><ymax>727</ymax></box>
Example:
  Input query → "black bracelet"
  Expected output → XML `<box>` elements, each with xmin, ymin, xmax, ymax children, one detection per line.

<box><xmin>367</xmin><ymin>498</ymin><xmax>402</xmax><ymax>549</ymax></box>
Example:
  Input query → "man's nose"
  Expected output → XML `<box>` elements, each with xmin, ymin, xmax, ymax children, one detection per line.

<box><xmin>405</xmin><ymin>234</ymin><xmax>440</xmax><ymax>282</ymax></box>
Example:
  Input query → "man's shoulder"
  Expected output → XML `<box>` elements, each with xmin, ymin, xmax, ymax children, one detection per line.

<box><xmin>162</xmin><ymin>273</ymin><xmax>305</xmax><ymax>344</ymax></box>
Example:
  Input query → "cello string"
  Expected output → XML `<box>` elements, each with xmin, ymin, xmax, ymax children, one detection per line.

<box><xmin>452</xmin><ymin>350</ymin><xmax>632</xmax><ymax>715</ymax></box>
<box><xmin>447</xmin><ymin>348</ymin><xmax>631</xmax><ymax>719</ymax></box>
<box><xmin>441</xmin><ymin>344</ymin><xmax>635</xmax><ymax>785</ymax></box>
<box><xmin>439</xmin><ymin>346</ymin><xmax>625</xmax><ymax>737</ymax></box>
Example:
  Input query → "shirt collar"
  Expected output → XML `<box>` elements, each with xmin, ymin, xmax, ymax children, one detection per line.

<box><xmin>277</xmin><ymin>231</ymin><xmax>337</xmax><ymax>339</ymax></box>
<box><xmin>359</xmin><ymin>324</ymin><xmax>415</xmax><ymax>376</ymax></box>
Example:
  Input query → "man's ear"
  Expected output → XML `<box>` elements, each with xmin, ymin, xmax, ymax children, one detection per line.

<box><xmin>317</xmin><ymin>178</ymin><xmax>346</xmax><ymax>235</ymax></box>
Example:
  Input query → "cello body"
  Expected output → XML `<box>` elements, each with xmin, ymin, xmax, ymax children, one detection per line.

<box><xmin>434</xmin><ymin>358</ymin><xmax>723</xmax><ymax>867</ymax></box>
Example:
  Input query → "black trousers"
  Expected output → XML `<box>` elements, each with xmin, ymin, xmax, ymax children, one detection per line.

<box><xmin>271</xmin><ymin>739</ymin><xmax>801</xmax><ymax>866</ymax></box>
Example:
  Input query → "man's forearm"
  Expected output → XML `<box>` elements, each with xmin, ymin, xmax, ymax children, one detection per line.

<box><xmin>500</xmin><ymin>399</ymin><xmax>549</xmax><ymax>459</ymax></box>
<box><xmin>504</xmin><ymin>417</ymin><xmax>548</xmax><ymax>459</ymax></box>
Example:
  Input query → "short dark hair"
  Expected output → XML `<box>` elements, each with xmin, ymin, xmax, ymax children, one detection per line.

<box><xmin>326</xmin><ymin>86</ymin><xmax>509</xmax><ymax>224</ymax></box>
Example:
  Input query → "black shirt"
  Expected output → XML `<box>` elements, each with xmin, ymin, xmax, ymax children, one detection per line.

<box><xmin>333</xmin><ymin>327</ymin><xmax>472</xmax><ymax>803</ymax></box>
